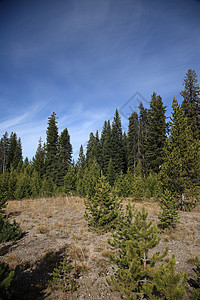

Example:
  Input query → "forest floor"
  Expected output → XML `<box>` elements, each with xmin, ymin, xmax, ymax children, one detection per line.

<box><xmin>0</xmin><ymin>196</ymin><xmax>199</xmax><ymax>300</ymax></box>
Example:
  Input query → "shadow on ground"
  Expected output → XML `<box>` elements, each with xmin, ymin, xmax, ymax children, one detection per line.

<box><xmin>10</xmin><ymin>246</ymin><xmax>68</xmax><ymax>300</ymax></box>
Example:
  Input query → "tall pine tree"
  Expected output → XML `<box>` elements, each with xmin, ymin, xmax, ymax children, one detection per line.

<box><xmin>180</xmin><ymin>69</ymin><xmax>200</xmax><ymax>139</ymax></box>
<box><xmin>144</xmin><ymin>93</ymin><xmax>167</xmax><ymax>173</ymax></box>
<box><xmin>58</xmin><ymin>128</ymin><xmax>72</xmax><ymax>186</ymax></box>
<box><xmin>127</xmin><ymin>111</ymin><xmax>140</xmax><ymax>172</ymax></box>
<box><xmin>160</xmin><ymin>98</ymin><xmax>200</xmax><ymax>209</ymax></box>
<box><xmin>111</xmin><ymin>109</ymin><xmax>125</xmax><ymax>174</ymax></box>
<box><xmin>46</xmin><ymin>112</ymin><xmax>59</xmax><ymax>184</ymax></box>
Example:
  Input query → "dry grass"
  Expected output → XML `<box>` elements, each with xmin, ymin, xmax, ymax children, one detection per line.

<box><xmin>1</xmin><ymin>196</ymin><xmax>199</xmax><ymax>300</ymax></box>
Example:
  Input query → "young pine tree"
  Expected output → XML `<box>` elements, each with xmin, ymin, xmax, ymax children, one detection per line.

<box><xmin>154</xmin><ymin>255</ymin><xmax>187</xmax><ymax>299</ymax></box>
<box><xmin>158</xmin><ymin>189</ymin><xmax>179</xmax><ymax>231</ymax></box>
<box><xmin>84</xmin><ymin>171</ymin><xmax>121</xmax><ymax>232</ymax></box>
<box><xmin>108</xmin><ymin>205</ymin><xmax>168</xmax><ymax>299</ymax></box>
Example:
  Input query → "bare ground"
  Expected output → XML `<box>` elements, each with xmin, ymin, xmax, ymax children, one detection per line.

<box><xmin>0</xmin><ymin>196</ymin><xmax>199</xmax><ymax>299</ymax></box>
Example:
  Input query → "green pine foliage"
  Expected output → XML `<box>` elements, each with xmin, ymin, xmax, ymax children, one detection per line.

<box><xmin>101</xmin><ymin>120</ymin><xmax>112</xmax><ymax>175</ymax></box>
<box><xmin>108</xmin><ymin>205</ymin><xmax>168</xmax><ymax>299</ymax></box>
<box><xmin>64</xmin><ymin>164</ymin><xmax>76</xmax><ymax>194</ymax></box>
<box><xmin>144</xmin><ymin>93</ymin><xmax>167</xmax><ymax>173</ymax></box>
<box><xmin>0</xmin><ymin>188</ymin><xmax>22</xmax><ymax>242</ymax></box>
<box><xmin>189</xmin><ymin>256</ymin><xmax>200</xmax><ymax>300</ymax></box>
<box><xmin>0</xmin><ymin>262</ymin><xmax>14</xmax><ymax>298</ymax></box>
<box><xmin>57</xmin><ymin>128</ymin><xmax>73</xmax><ymax>186</ymax></box>
<box><xmin>180</xmin><ymin>69</ymin><xmax>200</xmax><ymax>140</ymax></box>
<box><xmin>106</xmin><ymin>158</ymin><xmax>115</xmax><ymax>186</ymax></box>
<box><xmin>111</xmin><ymin>109</ymin><xmax>126</xmax><ymax>174</ymax></box>
<box><xmin>32</xmin><ymin>138</ymin><xmax>46</xmax><ymax>179</ymax></box>
<box><xmin>158</xmin><ymin>189</ymin><xmax>179</xmax><ymax>230</ymax></box>
<box><xmin>46</xmin><ymin>112</ymin><xmax>59</xmax><ymax>184</ymax></box>
<box><xmin>128</xmin><ymin>111</ymin><xmax>140</xmax><ymax>172</ymax></box>
<box><xmin>113</xmin><ymin>170</ymin><xmax>133</xmax><ymax>198</ymax></box>
<box><xmin>84</xmin><ymin>171</ymin><xmax>121</xmax><ymax>232</ymax></box>
<box><xmin>48</xmin><ymin>258</ymin><xmax>78</xmax><ymax>292</ymax></box>
<box><xmin>160</xmin><ymin>98</ymin><xmax>200</xmax><ymax>209</ymax></box>
<box><xmin>154</xmin><ymin>255</ymin><xmax>187</xmax><ymax>299</ymax></box>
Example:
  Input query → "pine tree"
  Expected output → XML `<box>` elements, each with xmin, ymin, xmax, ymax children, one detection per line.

<box><xmin>86</xmin><ymin>132</ymin><xmax>95</xmax><ymax>165</ymax></box>
<box><xmin>108</xmin><ymin>205</ymin><xmax>168</xmax><ymax>298</ymax></box>
<box><xmin>144</xmin><ymin>93</ymin><xmax>167</xmax><ymax>173</ymax></box>
<box><xmin>7</xmin><ymin>132</ymin><xmax>23</xmax><ymax>170</ymax></box>
<box><xmin>158</xmin><ymin>189</ymin><xmax>179</xmax><ymax>230</ymax></box>
<box><xmin>189</xmin><ymin>256</ymin><xmax>200</xmax><ymax>300</ymax></box>
<box><xmin>154</xmin><ymin>255</ymin><xmax>187</xmax><ymax>299</ymax></box>
<box><xmin>180</xmin><ymin>69</ymin><xmax>200</xmax><ymax>139</ymax></box>
<box><xmin>107</xmin><ymin>158</ymin><xmax>115</xmax><ymax>186</ymax></box>
<box><xmin>102</xmin><ymin>120</ymin><xmax>112</xmax><ymax>175</ymax></box>
<box><xmin>128</xmin><ymin>111</ymin><xmax>140</xmax><ymax>172</ymax></box>
<box><xmin>84</xmin><ymin>171</ymin><xmax>121</xmax><ymax>232</ymax></box>
<box><xmin>160</xmin><ymin>98</ymin><xmax>200</xmax><ymax>209</ymax></box>
<box><xmin>32</xmin><ymin>137</ymin><xmax>46</xmax><ymax>179</ymax></box>
<box><xmin>76</xmin><ymin>144</ymin><xmax>86</xmax><ymax>171</ymax></box>
<box><xmin>82</xmin><ymin>159</ymin><xmax>100</xmax><ymax>199</ymax></box>
<box><xmin>0</xmin><ymin>132</ymin><xmax>9</xmax><ymax>174</ymax></box>
<box><xmin>46</xmin><ymin>112</ymin><xmax>59</xmax><ymax>184</ymax></box>
<box><xmin>139</xmin><ymin>102</ymin><xmax>148</xmax><ymax>171</ymax></box>
<box><xmin>0</xmin><ymin>262</ymin><xmax>14</xmax><ymax>298</ymax></box>
<box><xmin>57</xmin><ymin>128</ymin><xmax>72</xmax><ymax>186</ymax></box>
<box><xmin>64</xmin><ymin>164</ymin><xmax>76</xmax><ymax>194</ymax></box>
<box><xmin>111</xmin><ymin>109</ymin><xmax>125</xmax><ymax>174</ymax></box>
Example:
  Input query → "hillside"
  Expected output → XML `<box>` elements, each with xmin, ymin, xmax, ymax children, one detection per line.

<box><xmin>0</xmin><ymin>197</ymin><xmax>199</xmax><ymax>299</ymax></box>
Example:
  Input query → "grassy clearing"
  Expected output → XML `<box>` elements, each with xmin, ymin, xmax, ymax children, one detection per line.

<box><xmin>0</xmin><ymin>196</ymin><xmax>199</xmax><ymax>299</ymax></box>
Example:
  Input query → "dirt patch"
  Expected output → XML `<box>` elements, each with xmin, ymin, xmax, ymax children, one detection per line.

<box><xmin>0</xmin><ymin>197</ymin><xmax>199</xmax><ymax>299</ymax></box>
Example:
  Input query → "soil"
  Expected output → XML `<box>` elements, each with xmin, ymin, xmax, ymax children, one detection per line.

<box><xmin>0</xmin><ymin>196</ymin><xmax>199</xmax><ymax>299</ymax></box>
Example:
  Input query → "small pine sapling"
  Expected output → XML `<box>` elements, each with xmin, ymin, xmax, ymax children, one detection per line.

<box><xmin>154</xmin><ymin>255</ymin><xmax>187</xmax><ymax>299</ymax></box>
<box><xmin>108</xmin><ymin>205</ymin><xmax>168</xmax><ymax>298</ymax></box>
<box><xmin>158</xmin><ymin>189</ymin><xmax>179</xmax><ymax>231</ymax></box>
<box><xmin>188</xmin><ymin>256</ymin><xmax>200</xmax><ymax>300</ymax></box>
<box><xmin>48</xmin><ymin>258</ymin><xmax>78</xmax><ymax>292</ymax></box>
<box><xmin>84</xmin><ymin>171</ymin><xmax>121</xmax><ymax>232</ymax></box>
<box><xmin>0</xmin><ymin>262</ymin><xmax>14</xmax><ymax>298</ymax></box>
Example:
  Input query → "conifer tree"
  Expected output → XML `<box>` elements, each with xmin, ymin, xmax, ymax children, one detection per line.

<box><xmin>84</xmin><ymin>171</ymin><xmax>121</xmax><ymax>232</ymax></box>
<box><xmin>0</xmin><ymin>132</ymin><xmax>9</xmax><ymax>174</ymax></box>
<box><xmin>154</xmin><ymin>255</ymin><xmax>187</xmax><ymax>299</ymax></box>
<box><xmin>180</xmin><ymin>69</ymin><xmax>200</xmax><ymax>139</ymax></box>
<box><xmin>144</xmin><ymin>93</ymin><xmax>167</xmax><ymax>173</ymax></box>
<box><xmin>107</xmin><ymin>158</ymin><xmax>115</xmax><ymax>186</ymax></box>
<box><xmin>128</xmin><ymin>111</ymin><xmax>140</xmax><ymax>172</ymax></box>
<box><xmin>57</xmin><ymin>128</ymin><xmax>72</xmax><ymax>186</ymax></box>
<box><xmin>139</xmin><ymin>102</ymin><xmax>148</xmax><ymax>170</ymax></box>
<box><xmin>102</xmin><ymin>120</ymin><xmax>112</xmax><ymax>174</ymax></box>
<box><xmin>76</xmin><ymin>144</ymin><xmax>86</xmax><ymax>170</ymax></box>
<box><xmin>46</xmin><ymin>112</ymin><xmax>59</xmax><ymax>184</ymax></box>
<box><xmin>82</xmin><ymin>159</ymin><xmax>100</xmax><ymax>198</ymax></box>
<box><xmin>160</xmin><ymin>98</ymin><xmax>200</xmax><ymax>209</ymax></box>
<box><xmin>7</xmin><ymin>132</ymin><xmax>23</xmax><ymax>170</ymax></box>
<box><xmin>158</xmin><ymin>189</ymin><xmax>179</xmax><ymax>230</ymax></box>
<box><xmin>64</xmin><ymin>164</ymin><xmax>76</xmax><ymax>194</ymax></box>
<box><xmin>32</xmin><ymin>137</ymin><xmax>46</xmax><ymax>179</ymax></box>
<box><xmin>86</xmin><ymin>132</ymin><xmax>95</xmax><ymax>165</ymax></box>
<box><xmin>108</xmin><ymin>205</ymin><xmax>168</xmax><ymax>298</ymax></box>
<box><xmin>111</xmin><ymin>109</ymin><xmax>125</xmax><ymax>174</ymax></box>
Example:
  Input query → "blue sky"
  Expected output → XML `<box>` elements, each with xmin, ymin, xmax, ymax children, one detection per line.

<box><xmin>0</xmin><ymin>0</ymin><xmax>200</xmax><ymax>160</ymax></box>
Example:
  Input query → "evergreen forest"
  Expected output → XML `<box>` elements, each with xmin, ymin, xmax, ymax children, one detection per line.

<box><xmin>0</xmin><ymin>69</ymin><xmax>200</xmax><ymax>299</ymax></box>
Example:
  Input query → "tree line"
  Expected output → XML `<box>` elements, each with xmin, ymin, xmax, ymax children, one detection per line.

<box><xmin>0</xmin><ymin>69</ymin><xmax>199</xmax><ymax>207</ymax></box>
